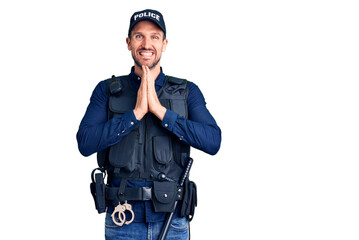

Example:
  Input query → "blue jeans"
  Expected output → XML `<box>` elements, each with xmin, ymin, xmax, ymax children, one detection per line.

<box><xmin>105</xmin><ymin>213</ymin><xmax>189</xmax><ymax>240</ymax></box>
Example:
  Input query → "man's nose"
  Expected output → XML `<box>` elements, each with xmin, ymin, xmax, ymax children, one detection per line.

<box><xmin>142</xmin><ymin>37</ymin><xmax>151</xmax><ymax>49</ymax></box>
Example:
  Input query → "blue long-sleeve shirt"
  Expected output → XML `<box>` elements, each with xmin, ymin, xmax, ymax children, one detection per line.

<box><xmin>77</xmin><ymin>67</ymin><xmax>221</xmax><ymax>222</ymax></box>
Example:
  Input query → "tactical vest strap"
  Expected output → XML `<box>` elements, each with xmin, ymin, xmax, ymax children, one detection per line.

<box><xmin>118</xmin><ymin>178</ymin><xmax>127</xmax><ymax>203</ymax></box>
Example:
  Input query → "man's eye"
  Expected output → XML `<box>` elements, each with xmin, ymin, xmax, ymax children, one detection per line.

<box><xmin>152</xmin><ymin>36</ymin><xmax>159</xmax><ymax>40</ymax></box>
<box><xmin>135</xmin><ymin>35</ymin><xmax>143</xmax><ymax>39</ymax></box>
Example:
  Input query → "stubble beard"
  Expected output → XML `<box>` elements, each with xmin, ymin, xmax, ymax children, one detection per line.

<box><xmin>132</xmin><ymin>51</ymin><xmax>161</xmax><ymax>70</ymax></box>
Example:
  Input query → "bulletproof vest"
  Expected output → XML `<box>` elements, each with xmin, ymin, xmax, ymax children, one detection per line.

<box><xmin>98</xmin><ymin>75</ymin><xmax>191</xmax><ymax>182</ymax></box>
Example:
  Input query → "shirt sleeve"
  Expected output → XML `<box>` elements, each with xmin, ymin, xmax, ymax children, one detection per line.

<box><xmin>161</xmin><ymin>82</ymin><xmax>221</xmax><ymax>155</ymax></box>
<box><xmin>76</xmin><ymin>81</ymin><xmax>139</xmax><ymax>157</ymax></box>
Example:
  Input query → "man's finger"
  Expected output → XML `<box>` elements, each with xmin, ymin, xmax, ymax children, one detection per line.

<box><xmin>141</xmin><ymin>65</ymin><xmax>147</xmax><ymax>85</ymax></box>
<box><xmin>146</xmin><ymin>66</ymin><xmax>155</xmax><ymax>87</ymax></box>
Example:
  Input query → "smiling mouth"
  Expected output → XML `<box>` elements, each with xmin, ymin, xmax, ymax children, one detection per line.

<box><xmin>140</xmin><ymin>52</ymin><xmax>153</xmax><ymax>56</ymax></box>
<box><xmin>138</xmin><ymin>49</ymin><xmax>154</xmax><ymax>59</ymax></box>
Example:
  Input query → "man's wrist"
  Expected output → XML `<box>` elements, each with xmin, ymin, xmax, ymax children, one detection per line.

<box><xmin>153</xmin><ymin>106</ymin><xmax>166</xmax><ymax>121</ymax></box>
<box><xmin>133</xmin><ymin>108</ymin><xmax>146</xmax><ymax>120</ymax></box>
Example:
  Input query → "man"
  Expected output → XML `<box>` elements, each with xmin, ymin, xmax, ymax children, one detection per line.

<box><xmin>77</xmin><ymin>9</ymin><xmax>221</xmax><ymax>239</ymax></box>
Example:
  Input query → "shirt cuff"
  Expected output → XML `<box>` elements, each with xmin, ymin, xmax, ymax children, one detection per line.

<box><xmin>115</xmin><ymin>110</ymin><xmax>139</xmax><ymax>137</ymax></box>
<box><xmin>128</xmin><ymin>110</ymin><xmax>139</xmax><ymax>125</ymax></box>
<box><xmin>161</xmin><ymin>109</ymin><xmax>178</xmax><ymax>131</ymax></box>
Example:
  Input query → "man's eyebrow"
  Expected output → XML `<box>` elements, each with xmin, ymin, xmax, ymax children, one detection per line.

<box><xmin>132</xmin><ymin>31</ymin><xmax>162</xmax><ymax>36</ymax></box>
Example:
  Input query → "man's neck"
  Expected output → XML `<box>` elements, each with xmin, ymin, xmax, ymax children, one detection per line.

<box><xmin>134</xmin><ymin>64</ymin><xmax>161</xmax><ymax>79</ymax></box>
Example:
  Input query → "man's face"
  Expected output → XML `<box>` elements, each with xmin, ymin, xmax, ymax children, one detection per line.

<box><xmin>126</xmin><ymin>20</ymin><xmax>168</xmax><ymax>69</ymax></box>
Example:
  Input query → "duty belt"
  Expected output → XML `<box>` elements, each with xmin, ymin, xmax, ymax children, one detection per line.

<box><xmin>106</xmin><ymin>186</ymin><xmax>184</xmax><ymax>202</ymax></box>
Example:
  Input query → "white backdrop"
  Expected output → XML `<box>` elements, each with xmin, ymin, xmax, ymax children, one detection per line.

<box><xmin>1</xmin><ymin>0</ymin><xmax>358</xmax><ymax>239</ymax></box>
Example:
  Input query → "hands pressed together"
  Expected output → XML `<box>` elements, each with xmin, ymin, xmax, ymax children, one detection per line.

<box><xmin>133</xmin><ymin>65</ymin><xmax>167</xmax><ymax>121</ymax></box>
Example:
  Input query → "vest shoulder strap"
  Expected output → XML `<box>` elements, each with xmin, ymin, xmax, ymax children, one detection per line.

<box><xmin>167</xmin><ymin>76</ymin><xmax>187</xmax><ymax>85</ymax></box>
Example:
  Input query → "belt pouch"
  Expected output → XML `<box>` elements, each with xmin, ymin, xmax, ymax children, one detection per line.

<box><xmin>180</xmin><ymin>180</ymin><xmax>197</xmax><ymax>220</ymax></box>
<box><xmin>90</xmin><ymin>173</ymin><xmax>107</xmax><ymax>213</ymax></box>
<box><xmin>152</xmin><ymin>181</ymin><xmax>178</xmax><ymax>213</ymax></box>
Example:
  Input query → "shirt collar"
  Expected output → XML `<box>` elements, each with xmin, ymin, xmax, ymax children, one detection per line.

<box><xmin>129</xmin><ymin>66</ymin><xmax>165</xmax><ymax>91</ymax></box>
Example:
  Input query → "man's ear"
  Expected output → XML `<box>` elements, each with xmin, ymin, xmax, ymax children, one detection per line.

<box><xmin>162</xmin><ymin>39</ymin><xmax>168</xmax><ymax>52</ymax></box>
<box><xmin>126</xmin><ymin>37</ymin><xmax>132</xmax><ymax>51</ymax></box>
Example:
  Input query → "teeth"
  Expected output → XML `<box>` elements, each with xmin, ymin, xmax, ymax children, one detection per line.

<box><xmin>140</xmin><ymin>52</ymin><xmax>153</xmax><ymax>56</ymax></box>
